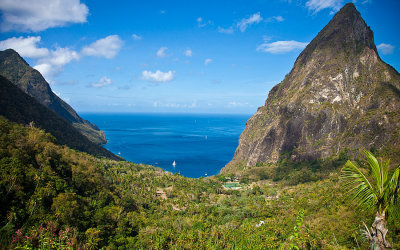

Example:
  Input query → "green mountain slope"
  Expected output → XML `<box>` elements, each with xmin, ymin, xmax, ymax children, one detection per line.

<box><xmin>1</xmin><ymin>116</ymin><xmax>399</xmax><ymax>248</ymax></box>
<box><xmin>0</xmin><ymin>75</ymin><xmax>119</xmax><ymax>160</ymax></box>
<box><xmin>223</xmin><ymin>3</ymin><xmax>400</xmax><ymax>174</ymax></box>
<box><xmin>0</xmin><ymin>49</ymin><xmax>107</xmax><ymax>145</ymax></box>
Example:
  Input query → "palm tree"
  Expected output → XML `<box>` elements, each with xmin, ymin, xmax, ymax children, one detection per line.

<box><xmin>341</xmin><ymin>150</ymin><xmax>399</xmax><ymax>250</ymax></box>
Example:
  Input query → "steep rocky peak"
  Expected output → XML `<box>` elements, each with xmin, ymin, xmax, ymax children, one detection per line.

<box><xmin>328</xmin><ymin>3</ymin><xmax>375</xmax><ymax>48</ymax></box>
<box><xmin>223</xmin><ymin>3</ymin><xmax>400</xmax><ymax>174</ymax></box>
<box><xmin>295</xmin><ymin>3</ymin><xmax>376</xmax><ymax>68</ymax></box>
<box><xmin>0</xmin><ymin>49</ymin><xmax>29</xmax><ymax>67</ymax></box>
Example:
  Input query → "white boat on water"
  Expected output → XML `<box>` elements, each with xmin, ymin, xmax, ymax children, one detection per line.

<box><xmin>172</xmin><ymin>160</ymin><xmax>176</xmax><ymax>167</ymax></box>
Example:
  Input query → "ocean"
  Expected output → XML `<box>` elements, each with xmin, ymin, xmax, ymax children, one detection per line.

<box><xmin>81</xmin><ymin>113</ymin><xmax>250</xmax><ymax>178</ymax></box>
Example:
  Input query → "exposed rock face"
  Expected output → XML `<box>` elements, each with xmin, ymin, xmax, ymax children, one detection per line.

<box><xmin>223</xmin><ymin>3</ymin><xmax>400</xmax><ymax>173</ymax></box>
<box><xmin>0</xmin><ymin>49</ymin><xmax>107</xmax><ymax>145</ymax></box>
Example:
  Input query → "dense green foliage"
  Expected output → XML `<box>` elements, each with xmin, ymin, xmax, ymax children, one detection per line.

<box><xmin>342</xmin><ymin>150</ymin><xmax>400</xmax><ymax>216</ymax></box>
<box><xmin>1</xmin><ymin>117</ymin><xmax>399</xmax><ymax>248</ymax></box>
<box><xmin>341</xmin><ymin>150</ymin><xmax>400</xmax><ymax>248</ymax></box>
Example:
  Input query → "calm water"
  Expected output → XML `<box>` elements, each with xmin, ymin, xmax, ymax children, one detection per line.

<box><xmin>82</xmin><ymin>113</ymin><xmax>250</xmax><ymax>178</ymax></box>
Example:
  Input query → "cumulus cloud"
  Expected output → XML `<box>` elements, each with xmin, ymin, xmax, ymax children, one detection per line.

<box><xmin>204</xmin><ymin>58</ymin><xmax>212</xmax><ymax>65</ymax></box>
<box><xmin>81</xmin><ymin>35</ymin><xmax>123</xmax><ymax>59</ymax></box>
<box><xmin>142</xmin><ymin>70</ymin><xmax>175</xmax><ymax>82</ymax></box>
<box><xmin>218</xmin><ymin>26</ymin><xmax>234</xmax><ymax>34</ymax></box>
<box><xmin>132</xmin><ymin>34</ymin><xmax>142</xmax><ymax>40</ymax></box>
<box><xmin>184</xmin><ymin>49</ymin><xmax>192</xmax><ymax>57</ymax></box>
<box><xmin>257</xmin><ymin>40</ymin><xmax>309</xmax><ymax>54</ymax></box>
<box><xmin>237</xmin><ymin>12</ymin><xmax>262</xmax><ymax>32</ymax></box>
<box><xmin>305</xmin><ymin>0</ymin><xmax>343</xmax><ymax>14</ymax></box>
<box><xmin>90</xmin><ymin>76</ymin><xmax>112</xmax><ymax>88</ymax></box>
<box><xmin>0</xmin><ymin>0</ymin><xmax>88</xmax><ymax>32</ymax></box>
<box><xmin>156</xmin><ymin>47</ymin><xmax>168</xmax><ymax>58</ymax></box>
<box><xmin>34</xmin><ymin>47</ymin><xmax>80</xmax><ymax>79</ymax></box>
<box><xmin>0</xmin><ymin>36</ymin><xmax>49</xmax><ymax>58</ymax></box>
<box><xmin>0</xmin><ymin>35</ymin><xmax>123</xmax><ymax>81</ymax></box>
<box><xmin>377</xmin><ymin>43</ymin><xmax>395</xmax><ymax>55</ymax></box>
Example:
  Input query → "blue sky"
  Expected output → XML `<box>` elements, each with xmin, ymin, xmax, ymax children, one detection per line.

<box><xmin>0</xmin><ymin>0</ymin><xmax>399</xmax><ymax>114</ymax></box>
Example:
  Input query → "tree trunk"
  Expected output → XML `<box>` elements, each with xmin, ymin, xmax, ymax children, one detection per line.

<box><xmin>366</xmin><ymin>213</ymin><xmax>392</xmax><ymax>250</ymax></box>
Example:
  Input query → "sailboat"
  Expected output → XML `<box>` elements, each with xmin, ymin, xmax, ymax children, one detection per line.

<box><xmin>172</xmin><ymin>160</ymin><xmax>176</xmax><ymax>168</ymax></box>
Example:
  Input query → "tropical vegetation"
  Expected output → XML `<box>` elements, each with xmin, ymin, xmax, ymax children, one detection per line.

<box><xmin>1</xmin><ymin>116</ymin><xmax>399</xmax><ymax>248</ymax></box>
<box><xmin>342</xmin><ymin>150</ymin><xmax>400</xmax><ymax>249</ymax></box>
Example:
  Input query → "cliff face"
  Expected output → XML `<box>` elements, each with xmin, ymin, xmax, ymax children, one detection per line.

<box><xmin>223</xmin><ymin>3</ymin><xmax>400</xmax><ymax>173</ymax></box>
<box><xmin>0</xmin><ymin>49</ymin><xmax>107</xmax><ymax>145</ymax></box>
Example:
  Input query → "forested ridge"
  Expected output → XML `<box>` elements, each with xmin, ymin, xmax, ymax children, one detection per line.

<box><xmin>1</xmin><ymin>116</ymin><xmax>399</xmax><ymax>249</ymax></box>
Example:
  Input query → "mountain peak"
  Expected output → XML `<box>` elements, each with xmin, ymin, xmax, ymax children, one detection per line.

<box><xmin>294</xmin><ymin>3</ymin><xmax>376</xmax><ymax>73</ymax></box>
<box><xmin>0</xmin><ymin>48</ymin><xmax>30</xmax><ymax>68</ymax></box>
<box><xmin>0</xmin><ymin>49</ymin><xmax>108</xmax><ymax>145</ymax></box>
<box><xmin>223</xmin><ymin>3</ymin><xmax>400</xmax><ymax>174</ymax></box>
<box><xmin>329</xmin><ymin>2</ymin><xmax>375</xmax><ymax>49</ymax></box>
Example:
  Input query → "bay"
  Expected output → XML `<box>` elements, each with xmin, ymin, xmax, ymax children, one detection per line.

<box><xmin>82</xmin><ymin>113</ymin><xmax>250</xmax><ymax>178</ymax></box>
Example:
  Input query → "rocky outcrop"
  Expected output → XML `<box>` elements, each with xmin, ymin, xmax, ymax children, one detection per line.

<box><xmin>223</xmin><ymin>3</ymin><xmax>400</xmax><ymax>173</ymax></box>
<box><xmin>0</xmin><ymin>49</ymin><xmax>107</xmax><ymax>145</ymax></box>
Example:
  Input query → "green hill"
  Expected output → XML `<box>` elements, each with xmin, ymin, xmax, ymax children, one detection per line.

<box><xmin>0</xmin><ymin>49</ymin><xmax>107</xmax><ymax>145</ymax></box>
<box><xmin>0</xmin><ymin>116</ymin><xmax>399</xmax><ymax>248</ymax></box>
<box><xmin>0</xmin><ymin>75</ymin><xmax>119</xmax><ymax>160</ymax></box>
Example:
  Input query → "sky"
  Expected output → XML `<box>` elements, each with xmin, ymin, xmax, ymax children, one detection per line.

<box><xmin>0</xmin><ymin>0</ymin><xmax>399</xmax><ymax>114</ymax></box>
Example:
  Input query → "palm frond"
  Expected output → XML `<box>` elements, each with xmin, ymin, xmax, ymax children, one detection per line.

<box><xmin>387</xmin><ymin>168</ymin><xmax>399</xmax><ymax>203</ymax></box>
<box><xmin>341</xmin><ymin>160</ymin><xmax>378</xmax><ymax>211</ymax></box>
<box><xmin>364</xmin><ymin>150</ymin><xmax>387</xmax><ymax>195</ymax></box>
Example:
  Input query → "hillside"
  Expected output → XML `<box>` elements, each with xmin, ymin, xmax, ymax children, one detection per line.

<box><xmin>0</xmin><ymin>49</ymin><xmax>107</xmax><ymax>145</ymax></box>
<box><xmin>0</xmin><ymin>75</ymin><xmax>119</xmax><ymax>160</ymax></box>
<box><xmin>2</xmin><ymin>116</ymin><xmax>399</xmax><ymax>248</ymax></box>
<box><xmin>223</xmin><ymin>3</ymin><xmax>400</xmax><ymax>174</ymax></box>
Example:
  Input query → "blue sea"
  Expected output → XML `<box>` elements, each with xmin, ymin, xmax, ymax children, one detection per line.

<box><xmin>82</xmin><ymin>113</ymin><xmax>250</xmax><ymax>178</ymax></box>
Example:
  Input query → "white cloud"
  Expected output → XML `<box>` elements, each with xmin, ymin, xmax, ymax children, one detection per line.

<box><xmin>156</xmin><ymin>47</ymin><xmax>168</xmax><ymax>58</ymax></box>
<box><xmin>0</xmin><ymin>0</ymin><xmax>88</xmax><ymax>32</ymax></box>
<box><xmin>0</xmin><ymin>35</ymin><xmax>122</xmax><ymax>82</ymax></box>
<box><xmin>197</xmin><ymin>17</ymin><xmax>212</xmax><ymax>28</ymax></box>
<box><xmin>90</xmin><ymin>76</ymin><xmax>112</xmax><ymax>88</ymax></box>
<box><xmin>237</xmin><ymin>12</ymin><xmax>263</xmax><ymax>32</ymax></box>
<box><xmin>218</xmin><ymin>26</ymin><xmax>234</xmax><ymax>34</ymax></box>
<box><xmin>0</xmin><ymin>36</ymin><xmax>49</xmax><ymax>58</ymax></box>
<box><xmin>153</xmin><ymin>101</ymin><xmax>197</xmax><ymax>109</ymax></box>
<box><xmin>81</xmin><ymin>35</ymin><xmax>123</xmax><ymax>59</ymax></box>
<box><xmin>132</xmin><ymin>34</ymin><xmax>142</xmax><ymax>40</ymax></box>
<box><xmin>184</xmin><ymin>49</ymin><xmax>192</xmax><ymax>57</ymax></box>
<box><xmin>228</xmin><ymin>102</ymin><xmax>249</xmax><ymax>107</ymax></box>
<box><xmin>142</xmin><ymin>70</ymin><xmax>175</xmax><ymax>82</ymax></box>
<box><xmin>273</xmin><ymin>16</ymin><xmax>285</xmax><ymax>22</ymax></box>
<box><xmin>377</xmin><ymin>43</ymin><xmax>395</xmax><ymax>55</ymax></box>
<box><xmin>257</xmin><ymin>40</ymin><xmax>309</xmax><ymax>54</ymax></box>
<box><xmin>305</xmin><ymin>0</ymin><xmax>343</xmax><ymax>13</ymax></box>
<box><xmin>266</xmin><ymin>16</ymin><xmax>285</xmax><ymax>22</ymax></box>
<box><xmin>34</xmin><ymin>47</ymin><xmax>80</xmax><ymax>79</ymax></box>
<box><xmin>204</xmin><ymin>58</ymin><xmax>212</xmax><ymax>65</ymax></box>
